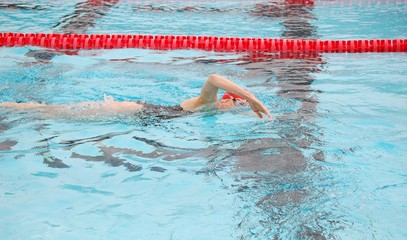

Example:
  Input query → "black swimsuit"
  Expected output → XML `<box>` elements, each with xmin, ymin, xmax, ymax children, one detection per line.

<box><xmin>139</xmin><ymin>103</ymin><xmax>191</xmax><ymax>120</ymax></box>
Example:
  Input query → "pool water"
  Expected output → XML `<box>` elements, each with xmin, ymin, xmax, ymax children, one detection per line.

<box><xmin>0</xmin><ymin>1</ymin><xmax>406</xmax><ymax>239</ymax></box>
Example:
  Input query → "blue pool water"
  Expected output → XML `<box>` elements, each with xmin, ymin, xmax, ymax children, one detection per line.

<box><xmin>0</xmin><ymin>1</ymin><xmax>406</xmax><ymax>239</ymax></box>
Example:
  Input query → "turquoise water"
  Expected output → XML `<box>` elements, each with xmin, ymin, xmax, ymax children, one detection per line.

<box><xmin>1</xmin><ymin>1</ymin><xmax>407</xmax><ymax>239</ymax></box>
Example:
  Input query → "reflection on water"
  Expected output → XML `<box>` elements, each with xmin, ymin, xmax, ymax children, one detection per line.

<box><xmin>53</xmin><ymin>0</ymin><xmax>119</xmax><ymax>34</ymax></box>
<box><xmin>24</xmin><ymin>0</ymin><xmax>119</xmax><ymax>62</ymax></box>
<box><xmin>133</xmin><ymin>4</ymin><xmax>244</xmax><ymax>13</ymax></box>
<box><xmin>1</xmin><ymin>1</ymin><xmax>405</xmax><ymax>239</ymax></box>
<box><xmin>228</xmin><ymin>1</ymin><xmax>330</xmax><ymax>238</ymax></box>
<box><xmin>0</xmin><ymin>3</ymin><xmax>45</xmax><ymax>10</ymax></box>
<box><xmin>251</xmin><ymin>1</ymin><xmax>318</xmax><ymax>38</ymax></box>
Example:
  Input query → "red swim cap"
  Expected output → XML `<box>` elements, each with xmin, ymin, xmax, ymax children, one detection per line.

<box><xmin>221</xmin><ymin>92</ymin><xmax>245</xmax><ymax>100</ymax></box>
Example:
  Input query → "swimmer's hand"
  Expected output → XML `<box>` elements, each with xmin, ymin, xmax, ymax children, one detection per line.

<box><xmin>247</xmin><ymin>95</ymin><xmax>271</xmax><ymax>118</ymax></box>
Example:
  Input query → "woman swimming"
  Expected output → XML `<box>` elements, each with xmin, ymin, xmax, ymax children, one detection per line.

<box><xmin>0</xmin><ymin>74</ymin><xmax>271</xmax><ymax>119</ymax></box>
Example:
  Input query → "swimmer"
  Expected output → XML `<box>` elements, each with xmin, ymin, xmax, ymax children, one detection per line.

<box><xmin>0</xmin><ymin>74</ymin><xmax>271</xmax><ymax>119</ymax></box>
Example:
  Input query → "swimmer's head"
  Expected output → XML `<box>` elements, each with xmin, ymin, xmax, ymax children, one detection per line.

<box><xmin>216</xmin><ymin>92</ymin><xmax>248</xmax><ymax>109</ymax></box>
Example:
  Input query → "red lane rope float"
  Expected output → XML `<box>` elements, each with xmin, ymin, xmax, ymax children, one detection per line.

<box><xmin>1</xmin><ymin>32</ymin><xmax>406</xmax><ymax>53</ymax></box>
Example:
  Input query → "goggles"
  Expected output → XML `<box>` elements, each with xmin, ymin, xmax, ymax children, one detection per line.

<box><xmin>221</xmin><ymin>92</ymin><xmax>248</xmax><ymax>106</ymax></box>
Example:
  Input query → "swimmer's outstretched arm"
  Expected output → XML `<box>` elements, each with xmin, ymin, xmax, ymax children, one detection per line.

<box><xmin>0</xmin><ymin>100</ymin><xmax>144</xmax><ymax>117</ymax></box>
<box><xmin>181</xmin><ymin>74</ymin><xmax>271</xmax><ymax>118</ymax></box>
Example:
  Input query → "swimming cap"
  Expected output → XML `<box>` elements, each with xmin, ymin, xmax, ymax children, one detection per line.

<box><xmin>222</xmin><ymin>92</ymin><xmax>245</xmax><ymax>100</ymax></box>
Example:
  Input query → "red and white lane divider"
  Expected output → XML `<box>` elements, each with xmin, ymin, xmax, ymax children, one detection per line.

<box><xmin>1</xmin><ymin>32</ymin><xmax>406</xmax><ymax>53</ymax></box>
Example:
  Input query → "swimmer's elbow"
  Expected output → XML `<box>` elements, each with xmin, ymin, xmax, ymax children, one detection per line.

<box><xmin>209</xmin><ymin>73</ymin><xmax>220</xmax><ymax>79</ymax></box>
<box><xmin>208</xmin><ymin>74</ymin><xmax>221</xmax><ymax>82</ymax></box>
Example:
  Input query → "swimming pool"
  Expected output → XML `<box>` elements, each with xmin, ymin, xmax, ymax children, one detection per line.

<box><xmin>0</xmin><ymin>1</ymin><xmax>406</xmax><ymax>239</ymax></box>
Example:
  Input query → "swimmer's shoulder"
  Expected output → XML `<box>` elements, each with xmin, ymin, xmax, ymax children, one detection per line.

<box><xmin>180</xmin><ymin>97</ymin><xmax>217</xmax><ymax>111</ymax></box>
<box><xmin>180</xmin><ymin>97</ymin><xmax>202</xmax><ymax>111</ymax></box>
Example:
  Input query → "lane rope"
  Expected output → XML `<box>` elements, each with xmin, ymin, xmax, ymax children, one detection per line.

<box><xmin>1</xmin><ymin>32</ymin><xmax>406</xmax><ymax>53</ymax></box>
